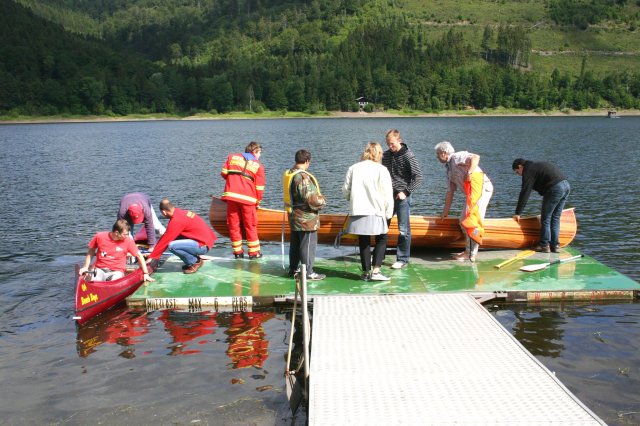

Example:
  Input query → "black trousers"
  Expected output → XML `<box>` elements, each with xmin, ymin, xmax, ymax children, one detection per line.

<box><xmin>358</xmin><ymin>234</ymin><xmax>388</xmax><ymax>272</ymax></box>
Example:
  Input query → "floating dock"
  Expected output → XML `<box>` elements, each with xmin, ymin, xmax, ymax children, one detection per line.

<box><xmin>308</xmin><ymin>293</ymin><xmax>604</xmax><ymax>424</ymax></box>
<box><xmin>128</xmin><ymin>245</ymin><xmax>640</xmax><ymax>311</ymax></box>
<box><xmin>125</xmin><ymin>244</ymin><xmax>637</xmax><ymax>422</ymax></box>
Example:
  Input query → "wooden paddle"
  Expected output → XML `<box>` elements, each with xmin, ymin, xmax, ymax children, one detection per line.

<box><xmin>494</xmin><ymin>249</ymin><xmax>536</xmax><ymax>269</ymax></box>
<box><xmin>519</xmin><ymin>254</ymin><xmax>583</xmax><ymax>272</ymax></box>
<box><xmin>333</xmin><ymin>214</ymin><xmax>350</xmax><ymax>248</ymax></box>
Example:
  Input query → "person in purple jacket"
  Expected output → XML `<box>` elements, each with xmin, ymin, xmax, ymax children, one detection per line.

<box><xmin>117</xmin><ymin>192</ymin><xmax>166</xmax><ymax>250</ymax></box>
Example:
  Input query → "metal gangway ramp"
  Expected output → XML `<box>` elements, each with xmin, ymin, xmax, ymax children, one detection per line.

<box><xmin>309</xmin><ymin>293</ymin><xmax>604</xmax><ymax>425</ymax></box>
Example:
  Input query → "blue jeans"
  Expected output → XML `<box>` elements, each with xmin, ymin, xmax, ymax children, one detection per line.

<box><xmin>393</xmin><ymin>195</ymin><xmax>411</xmax><ymax>264</ymax></box>
<box><xmin>168</xmin><ymin>239</ymin><xmax>209</xmax><ymax>266</ymax></box>
<box><xmin>540</xmin><ymin>180</ymin><xmax>571</xmax><ymax>247</ymax></box>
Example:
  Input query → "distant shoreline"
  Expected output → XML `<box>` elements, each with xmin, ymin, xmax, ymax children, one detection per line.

<box><xmin>330</xmin><ymin>109</ymin><xmax>640</xmax><ymax>118</ymax></box>
<box><xmin>2</xmin><ymin>108</ymin><xmax>638</xmax><ymax>124</ymax></box>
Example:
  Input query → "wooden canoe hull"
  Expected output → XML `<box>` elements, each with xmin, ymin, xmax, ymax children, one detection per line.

<box><xmin>209</xmin><ymin>197</ymin><xmax>577</xmax><ymax>250</ymax></box>
<box><xmin>74</xmin><ymin>259</ymin><xmax>157</xmax><ymax>325</ymax></box>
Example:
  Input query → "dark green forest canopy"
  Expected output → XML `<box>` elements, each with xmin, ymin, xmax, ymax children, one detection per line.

<box><xmin>2</xmin><ymin>0</ymin><xmax>640</xmax><ymax>116</ymax></box>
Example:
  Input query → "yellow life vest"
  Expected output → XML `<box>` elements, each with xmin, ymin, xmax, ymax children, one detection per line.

<box><xmin>283</xmin><ymin>168</ymin><xmax>321</xmax><ymax>213</ymax></box>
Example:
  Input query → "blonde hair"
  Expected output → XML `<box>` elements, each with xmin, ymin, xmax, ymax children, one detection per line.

<box><xmin>361</xmin><ymin>142</ymin><xmax>383</xmax><ymax>163</ymax></box>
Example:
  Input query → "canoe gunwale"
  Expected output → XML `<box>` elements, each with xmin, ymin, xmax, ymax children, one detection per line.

<box><xmin>209</xmin><ymin>196</ymin><xmax>577</xmax><ymax>249</ymax></box>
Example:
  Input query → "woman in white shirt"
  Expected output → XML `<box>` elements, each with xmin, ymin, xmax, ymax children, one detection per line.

<box><xmin>342</xmin><ymin>142</ymin><xmax>394</xmax><ymax>281</ymax></box>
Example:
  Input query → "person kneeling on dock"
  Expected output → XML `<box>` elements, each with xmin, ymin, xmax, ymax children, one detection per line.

<box><xmin>79</xmin><ymin>219</ymin><xmax>154</xmax><ymax>282</ymax></box>
<box><xmin>147</xmin><ymin>198</ymin><xmax>217</xmax><ymax>274</ymax></box>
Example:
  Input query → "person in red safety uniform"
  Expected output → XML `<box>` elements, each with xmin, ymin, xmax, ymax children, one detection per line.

<box><xmin>220</xmin><ymin>141</ymin><xmax>265</xmax><ymax>259</ymax></box>
<box><xmin>148</xmin><ymin>198</ymin><xmax>217</xmax><ymax>274</ymax></box>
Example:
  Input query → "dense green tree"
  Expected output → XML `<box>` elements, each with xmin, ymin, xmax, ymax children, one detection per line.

<box><xmin>109</xmin><ymin>85</ymin><xmax>133</xmax><ymax>115</ymax></box>
<box><xmin>548</xmin><ymin>0</ymin><xmax>623</xmax><ymax>29</ymax></box>
<box><xmin>470</xmin><ymin>69</ymin><xmax>491</xmax><ymax>109</ymax></box>
<box><xmin>0</xmin><ymin>71</ymin><xmax>21</xmax><ymax>110</ymax></box>
<box><xmin>266</xmin><ymin>80</ymin><xmax>288</xmax><ymax>110</ymax></box>
<box><xmin>211</xmin><ymin>75</ymin><xmax>234</xmax><ymax>112</ymax></box>
<box><xmin>77</xmin><ymin>76</ymin><xmax>107</xmax><ymax>114</ymax></box>
<box><xmin>286</xmin><ymin>78</ymin><xmax>306</xmax><ymax>111</ymax></box>
<box><xmin>481</xmin><ymin>25</ymin><xmax>493</xmax><ymax>61</ymax></box>
<box><xmin>2</xmin><ymin>0</ymin><xmax>640</xmax><ymax>117</ymax></box>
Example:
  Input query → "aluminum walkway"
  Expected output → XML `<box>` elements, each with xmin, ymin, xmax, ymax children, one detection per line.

<box><xmin>309</xmin><ymin>293</ymin><xmax>604</xmax><ymax>425</ymax></box>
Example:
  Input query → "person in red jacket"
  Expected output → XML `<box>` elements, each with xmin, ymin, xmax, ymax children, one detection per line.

<box><xmin>221</xmin><ymin>141</ymin><xmax>265</xmax><ymax>259</ymax></box>
<box><xmin>148</xmin><ymin>198</ymin><xmax>217</xmax><ymax>274</ymax></box>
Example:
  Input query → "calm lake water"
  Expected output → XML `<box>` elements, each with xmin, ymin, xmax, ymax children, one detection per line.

<box><xmin>0</xmin><ymin>117</ymin><xmax>639</xmax><ymax>424</ymax></box>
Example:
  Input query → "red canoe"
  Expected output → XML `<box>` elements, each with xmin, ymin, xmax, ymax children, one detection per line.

<box><xmin>209</xmin><ymin>196</ymin><xmax>577</xmax><ymax>249</ymax></box>
<box><xmin>74</xmin><ymin>259</ymin><xmax>158</xmax><ymax>325</ymax></box>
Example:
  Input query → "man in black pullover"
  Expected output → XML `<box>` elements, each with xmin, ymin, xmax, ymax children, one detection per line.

<box><xmin>512</xmin><ymin>158</ymin><xmax>571</xmax><ymax>253</ymax></box>
<box><xmin>382</xmin><ymin>129</ymin><xmax>424</xmax><ymax>268</ymax></box>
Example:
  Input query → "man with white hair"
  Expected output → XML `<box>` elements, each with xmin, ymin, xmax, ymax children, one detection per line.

<box><xmin>434</xmin><ymin>141</ymin><xmax>493</xmax><ymax>262</ymax></box>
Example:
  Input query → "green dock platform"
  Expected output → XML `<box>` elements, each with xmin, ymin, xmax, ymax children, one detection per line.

<box><xmin>127</xmin><ymin>244</ymin><xmax>640</xmax><ymax>311</ymax></box>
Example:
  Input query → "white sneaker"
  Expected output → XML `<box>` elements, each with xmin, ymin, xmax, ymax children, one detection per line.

<box><xmin>452</xmin><ymin>251</ymin><xmax>469</xmax><ymax>260</ymax></box>
<box><xmin>370</xmin><ymin>272</ymin><xmax>390</xmax><ymax>281</ymax></box>
<box><xmin>307</xmin><ymin>272</ymin><xmax>326</xmax><ymax>281</ymax></box>
<box><xmin>391</xmin><ymin>261</ymin><xmax>407</xmax><ymax>269</ymax></box>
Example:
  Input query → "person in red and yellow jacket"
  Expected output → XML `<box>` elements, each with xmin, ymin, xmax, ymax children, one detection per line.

<box><xmin>220</xmin><ymin>141</ymin><xmax>265</xmax><ymax>259</ymax></box>
<box><xmin>148</xmin><ymin>198</ymin><xmax>217</xmax><ymax>274</ymax></box>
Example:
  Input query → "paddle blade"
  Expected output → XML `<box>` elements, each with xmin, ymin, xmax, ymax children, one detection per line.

<box><xmin>333</xmin><ymin>231</ymin><xmax>343</xmax><ymax>249</ymax></box>
<box><xmin>494</xmin><ymin>249</ymin><xmax>536</xmax><ymax>269</ymax></box>
<box><xmin>520</xmin><ymin>254</ymin><xmax>583</xmax><ymax>272</ymax></box>
<box><xmin>519</xmin><ymin>262</ymin><xmax>550</xmax><ymax>272</ymax></box>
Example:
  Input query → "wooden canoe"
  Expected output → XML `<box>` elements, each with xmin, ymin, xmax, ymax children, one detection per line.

<box><xmin>209</xmin><ymin>197</ymin><xmax>576</xmax><ymax>250</ymax></box>
<box><xmin>74</xmin><ymin>259</ymin><xmax>158</xmax><ymax>325</ymax></box>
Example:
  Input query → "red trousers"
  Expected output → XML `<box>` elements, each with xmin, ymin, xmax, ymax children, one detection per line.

<box><xmin>226</xmin><ymin>201</ymin><xmax>261</xmax><ymax>255</ymax></box>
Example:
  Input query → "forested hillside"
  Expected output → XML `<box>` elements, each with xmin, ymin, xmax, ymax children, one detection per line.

<box><xmin>2</xmin><ymin>0</ymin><xmax>640</xmax><ymax>116</ymax></box>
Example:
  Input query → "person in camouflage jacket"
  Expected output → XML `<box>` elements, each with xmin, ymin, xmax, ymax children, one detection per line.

<box><xmin>285</xmin><ymin>149</ymin><xmax>326</xmax><ymax>280</ymax></box>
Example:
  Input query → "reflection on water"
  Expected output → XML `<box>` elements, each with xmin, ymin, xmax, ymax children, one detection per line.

<box><xmin>511</xmin><ymin>309</ymin><xmax>566</xmax><ymax>357</ymax></box>
<box><xmin>77</xmin><ymin>308</ymin><xmax>276</xmax><ymax>369</ymax></box>
<box><xmin>224</xmin><ymin>311</ymin><xmax>275</xmax><ymax>369</ymax></box>
<box><xmin>492</xmin><ymin>302</ymin><xmax>640</xmax><ymax>426</ymax></box>
<box><xmin>230</xmin><ymin>257</ymin><xmax>264</xmax><ymax>296</ymax></box>
<box><xmin>160</xmin><ymin>310</ymin><xmax>218</xmax><ymax>356</ymax></box>
<box><xmin>77</xmin><ymin>309</ymin><xmax>150</xmax><ymax>358</ymax></box>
